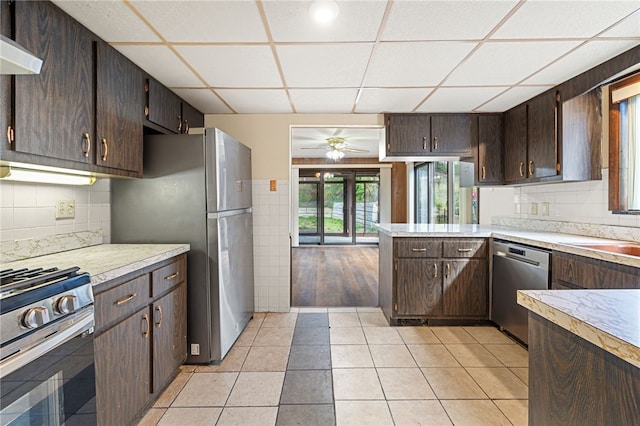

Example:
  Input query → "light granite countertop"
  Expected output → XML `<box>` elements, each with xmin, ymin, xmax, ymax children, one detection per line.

<box><xmin>1</xmin><ymin>244</ymin><xmax>190</xmax><ymax>287</ymax></box>
<box><xmin>376</xmin><ymin>223</ymin><xmax>640</xmax><ymax>268</ymax></box>
<box><xmin>517</xmin><ymin>289</ymin><xmax>640</xmax><ymax>368</ymax></box>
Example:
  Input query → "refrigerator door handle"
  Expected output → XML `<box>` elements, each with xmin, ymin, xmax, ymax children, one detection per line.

<box><xmin>207</xmin><ymin>208</ymin><xmax>252</xmax><ymax>219</ymax></box>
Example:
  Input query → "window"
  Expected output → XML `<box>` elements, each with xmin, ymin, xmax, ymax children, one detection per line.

<box><xmin>609</xmin><ymin>73</ymin><xmax>640</xmax><ymax>213</ymax></box>
<box><xmin>415</xmin><ymin>161</ymin><xmax>479</xmax><ymax>224</ymax></box>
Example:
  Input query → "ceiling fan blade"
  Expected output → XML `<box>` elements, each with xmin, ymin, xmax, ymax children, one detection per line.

<box><xmin>342</xmin><ymin>147</ymin><xmax>368</xmax><ymax>153</ymax></box>
<box><xmin>301</xmin><ymin>147</ymin><xmax>327</xmax><ymax>150</ymax></box>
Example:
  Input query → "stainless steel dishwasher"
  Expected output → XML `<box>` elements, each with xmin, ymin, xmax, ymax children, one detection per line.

<box><xmin>491</xmin><ymin>239</ymin><xmax>551</xmax><ymax>345</ymax></box>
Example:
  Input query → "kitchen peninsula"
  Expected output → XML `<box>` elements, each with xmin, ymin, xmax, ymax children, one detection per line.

<box><xmin>518</xmin><ymin>289</ymin><xmax>640</xmax><ymax>425</ymax></box>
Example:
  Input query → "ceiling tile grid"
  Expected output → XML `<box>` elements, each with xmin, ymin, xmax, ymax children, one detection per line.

<box><xmin>52</xmin><ymin>0</ymin><xmax>640</xmax><ymax>114</ymax></box>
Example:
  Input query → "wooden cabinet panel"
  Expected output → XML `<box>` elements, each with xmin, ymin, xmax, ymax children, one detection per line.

<box><xmin>552</xmin><ymin>251</ymin><xmax>640</xmax><ymax>289</ymax></box>
<box><xmin>385</xmin><ymin>114</ymin><xmax>430</xmax><ymax>155</ymax></box>
<box><xmin>442</xmin><ymin>259</ymin><xmax>488</xmax><ymax>318</ymax></box>
<box><xmin>1</xmin><ymin>0</ymin><xmax>11</xmax><ymax>154</ymax></box>
<box><xmin>96</xmin><ymin>41</ymin><xmax>144</xmax><ymax>173</ymax></box>
<box><xmin>395</xmin><ymin>239</ymin><xmax>441</xmax><ymax>258</ymax></box>
<box><xmin>477</xmin><ymin>114</ymin><xmax>503</xmax><ymax>184</ymax></box>
<box><xmin>431</xmin><ymin>114</ymin><xmax>473</xmax><ymax>155</ymax></box>
<box><xmin>152</xmin><ymin>283</ymin><xmax>187</xmax><ymax>393</ymax></box>
<box><xmin>95</xmin><ymin>274</ymin><xmax>150</xmax><ymax>330</ymax></box>
<box><xmin>13</xmin><ymin>1</ymin><xmax>94</xmax><ymax>163</ymax></box>
<box><xmin>443</xmin><ymin>239</ymin><xmax>487</xmax><ymax>258</ymax></box>
<box><xmin>152</xmin><ymin>256</ymin><xmax>186</xmax><ymax>296</ymax></box>
<box><xmin>504</xmin><ymin>104</ymin><xmax>527</xmax><ymax>183</ymax></box>
<box><xmin>396</xmin><ymin>259</ymin><xmax>441</xmax><ymax>316</ymax></box>
<box><xmin>528</xmin><ymin>91</ymin><xmax>560</xmax><ymax>179</ymax></box>
<box><xmin>182</xmin><ymin>101</ymin><xmax>204</xmax><ymax>133</ymax></box>
<box><xmin>146</xmin><ymin>78</ymin><xmax>182</xmax><ymax>134</ymax></box>
<box><xmin>95</xmin><ymin>306</ymin><xmax>151</xmax><ymax>426</ymax></box>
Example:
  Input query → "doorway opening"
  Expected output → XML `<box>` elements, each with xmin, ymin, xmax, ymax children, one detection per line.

<box><xmin>298</xmin><ymin>169</ymin><xmax>379</xmax><ymax>245</ymax></box>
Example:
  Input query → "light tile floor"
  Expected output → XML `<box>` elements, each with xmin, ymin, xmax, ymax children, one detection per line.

<box><xmin>138</xmin><ymin>307</ymin><xmax>528</xmax><ymax>426</ymax></box>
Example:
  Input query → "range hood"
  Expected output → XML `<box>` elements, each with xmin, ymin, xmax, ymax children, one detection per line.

<box><xmin>0</xmin><ymin>35</ymin><xmax>42</xmax><ymax>74</ymax></box>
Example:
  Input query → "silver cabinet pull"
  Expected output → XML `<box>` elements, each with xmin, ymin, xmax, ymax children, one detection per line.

<box><xmin>101</xmin><ymin>138</ymin><xmax>108</xmax><ymax>161</ymax></box>
<box><xmin>82</xmin><ymin>133</ymin><xmax>91</xmax><ymax>158</ymax></box>
<box><xmin>433</xmin><ymin>136</ymin><xmax>438</xmax><ymax>150</ymax></box>
<box><xmin>155</xmin><ymin>305</ymin><xmax>163</xmax><ymax>327</ymax></box>
<box><xmin>142</xmin><ymin>314</ymin><xmax>150</xmax><ymax>337</ymax></box>
<box><xmin>457</xmin><ymin>248</ymin><xmax>473</xmax><ymax>252</ymax></box>
<box><xmin>433</xmin><ymin>263</ymin><xmax>438</xmax><ymax>278</ymax></box>
<box><xmin>519</xmin><ymin>161</ymin><xmax>524</xmax><ymax>177</ymax></box>
<box><xmin>529</xmin><ymin>160</ymin><xmax>535</xmax><ymax>176</ymax></box>
<box><xmin>411</xmin><ymin>248</ymin><xmax>427</xmax><ymax>252</ymax></box>
<box><xmin>445</xmin><ymin>263</ymin><xmax>451</xmax><ymax>278</ymax></box>
<box><xmin>165</xmin><ymin>272</ymin><xmax>179</xmax><ymax>280</ymax></box>
<box><xmin>422</xmin><ymin>136</ymin><xmax>427</xmax><ymax>150</ymax></box>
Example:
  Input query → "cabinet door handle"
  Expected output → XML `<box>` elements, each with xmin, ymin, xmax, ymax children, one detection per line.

<box><xmin>165</xmin><ymin>272</ymin><xmax>179</xmax><ymax>280</ymax></box>
<box><xmin>155</xmin><ymin>305</ymin><xmax>163</xmax><ymax>328</ymax></box>
<box><xmin>142</xmin><ymin>314</ymin><xmax>150</xmax><ymax>337</ymax></box>
<box><xmin>433</xmin><ymin>263</ymin><xmax>438</xmax><ymax>278</ymax></box>
<box><xmin>101</xmin><ymin>138</ymin><xmax>108</xmax><ymax>161</ymax></box>
<box><xmin>7</xmin><ymin>126</ymin><xmax>14</xmax><ymax>145</ymax></box>
<box><xmin>177</xmin><ymin>115</ymin><xmax>182</xmax><ymax>133</ymax></box>
<box><xmin>433</xmin><ymin>136</ymin><xmax>438</xmax><ymax>150</ymax></box>
<box><xmin>115</xmin><ymin>293</ymin><xmax>137</xmax><ymax>306</ymax></box>
<box><xmin>519</xmin><ymin>161</ymin><xmax>524</xmax><ymax>177</ymax></box>
<box><xmin>82</xmin><ymin>133</ymin><xmax>91</xmax><ymax>158</ymax></box>
<box><xmin>445</xmin><ymin>263</ymin><xmax>451</xmax><ymax>278</ymax></box>
<box><xmin>184</xmin><ymin>119</ymin><xmax>189</xmax><ymax>134</ymax></box>
<box><xmin>457</xmin><ymin>248</ymin><xmax>472</xmax><ymax>252</ymax></box>
<box><xmin>422</xmin><ymin>136</ymin><xmax>427</xmax><ymax>150</ymax></box>
<box><xmin>481</xmin><ymin>166</ymin><xmax>486</xmax><ymax>180</ymax></box>
<box><xmin>144</xmin><ymin>105</ymin><xmax>149</xmax><ymax>118</ymax></box>
<box><xmin>528</xmin><ymin>160</ymin><xmax>535</xmax><ymax>176</ymax></box>
<box><xmin>411</xmin><ymin>248</ymin><xmax>427</xmax><ymax>252</ymax></box>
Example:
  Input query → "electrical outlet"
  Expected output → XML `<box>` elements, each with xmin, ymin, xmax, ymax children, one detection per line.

<box><xmin>56</xmin><ymin>200</ymin><xmax>75</xmax><ymax>219</ymax></box>
<box><xmin>540</xmin><ymin>202</ymin><xmax>550</xmax><ymax>216</ymax></box>
<box><xmin>190</xmin><ymin>343</ymin><xmax>200</xmax><ymax>356</ymax></box>
<box><xmin>530</xmin><ymin>202</ymin><xmax>538</xmax><ymax>215</ymax></box>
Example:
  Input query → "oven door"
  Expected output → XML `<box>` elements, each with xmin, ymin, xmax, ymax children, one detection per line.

<box><xmin>0</xmin><ymin>309</ymin><xmax>97</xmax><ymax>426</ymax></box>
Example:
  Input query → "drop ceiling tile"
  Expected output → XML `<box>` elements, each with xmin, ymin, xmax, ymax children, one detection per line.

<box><xmin>172</xmin><ymin>88</ymin><xmax>233</xmax><ymax>114</ymax></box>
<box><xmin>289</xmin><ymin>89</ymin><xmax>358</xmax><ymax>113</ymax></box>
<box><xmin>130</xmin><ymin>1</ymin><xmax>267</xmax><ymax>42</ymax></box>
<box><xmin>52</xmin><ymin>1</ymin><xmax>160</xmax><ymax>42</ymax></box>
<box><xmin>446</xmin><ymin>41</ymin><xmax>581</xmax><ymax>86</ymax></box>
<box><xmin>355</xmin><ymin>88</ymin><xmax>433</xmax><ymax>113</ymax></box>
<box><xmin>174</xmin><ymin>45</ymin><xmax>282</xmax><ymax>88</ymax></box>
<box><xmin>113</xmin><ymin>45</ymin><xmax>203</xmax><ymax>87</ymax></box>
<box><xmin>366</xmin><ymin>41</ymin><xmax>476</xmax><ymax>87</ymax></box>
<box><xmin>525</xmin><ymin>40</ymin><xmax>640</xmax><ymax>85</ymax></box>
<box><xmin>475</xmin><ymin>86</ymin><xmax>553</xmax><ymax>112</ymax></box>
<box><xmin>492</xmin><ymin>1</ymin><xmax>640</xmax><ymax>39</ymax></box>
<box><xmin>277</xmin><ymin>44</ymin><xmax>373</xmax><ymax>87</ymax></box>
<box><xmin>216</xmin><ymin>89</ymin><xmax>292</xmax><ymax>113</ymax></box>
<box><xmin>264</xmin><ymin>1</ymin><xmax>386</xmax><ymax>42</ymax></box>
<box><xmin>382</xmin><ymin>1</ymin><xmax>518</xmax><ymax>41</ymax></box>
<box><xmin>416</xmin><ymin>87</ymin><xmax>509</xmax><ymax>112</ymax></box>
<box><xmin>599</xmin><ymin>9</ymin><xmax>640</xmax><ymax>37</ymax></box>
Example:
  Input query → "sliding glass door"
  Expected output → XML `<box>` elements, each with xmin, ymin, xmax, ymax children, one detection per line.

<box><xmin>298</xmin><ymin>169</ymin><xmax>379</xmax><ymax>245</ymax></box>
<box><xmin>415</xmin><ymin>161</ymin><xmax>478</xmax><ymax>224</ymax></box>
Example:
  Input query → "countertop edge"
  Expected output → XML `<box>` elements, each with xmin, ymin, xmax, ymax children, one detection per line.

<box><xmin>517</xmin><ymin>290</ymin><xmax>640</xmax><ymax>369</ymax></box>
<box><xmin>90</xmin><ymin>245</ymin><xmax>190</xmax><ymax>286</ymax></box>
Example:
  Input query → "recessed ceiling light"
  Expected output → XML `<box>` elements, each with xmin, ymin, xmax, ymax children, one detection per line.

<box><xmin>309</xmin><ymin>0</ymin><xmax>339</xmax><ymax>24</ymax></box>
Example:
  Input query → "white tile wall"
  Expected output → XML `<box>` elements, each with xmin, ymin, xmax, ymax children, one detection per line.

<box><xmin>252</xmin><ymin>179</ymin><xmax>291</xmax><ymax>312</ymax></box>
<box><xmin>509</xmin><ymin>169</ymin><xmax>640</xmax><ymax>228</ymax></box>
<box><xmin>0</xmin><ymin>179</ymin><xmax>112</xmax><ymax>243</ymax></box>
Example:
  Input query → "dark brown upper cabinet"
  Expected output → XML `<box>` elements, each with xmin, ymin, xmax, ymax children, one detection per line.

<box><xmin>383</xmin><ymin>113</ymin><xmax>473</xmax><ymax>158</ymax></box>
<box><xmin>96</xmin><ymin>41</ymin><xmax>144</xmax><ymax>174</ymax></box>
<box><xmin>477</xmin><ymin>114</ymin><xmax>503</xmax><ymax>184</ymax></box>
<box><xmin>10</xmin><ymin>0</ymin><xmax>94</xmax><ymax>165</ymax></box>
<box><xmin>145</xmin><ymin>77</ymin><xmax>183</xmax><ymax>134</ymax></box>
<box><xmin>182</xmin><ymin>100</ymin><xmax>205</xmax><ymax>133</ymax></box>
<box><xmin>527</xmin><ymin>90</ymin><xmax>561</xmax><ymax>180</ymax></box>
<box><xmin>504</xmin><ymin>104</ymin><xmax>528</xmax><ymax>183</ymax></box>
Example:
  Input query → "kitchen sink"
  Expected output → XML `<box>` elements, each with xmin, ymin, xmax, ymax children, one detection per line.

<box><xmin>570</xmin><ymin>242</ymin><xmax>640</xmax><ymax>257</ymax></box>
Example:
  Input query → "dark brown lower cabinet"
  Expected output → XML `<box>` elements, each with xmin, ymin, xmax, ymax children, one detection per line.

<box><xmin>552</xmin><ymin>251</ymin><xmax>640</xmax><ymax>289</ymax></box>
<box><xmin>94</xmin><ymin>254</ymin><xmax>187</xmax><ymax>426</ymax></box>
<box><xmin>528</xmin><ymin>312</ymin><xmax>640</xmax><ymax>425</ymax></box>
<box><xmin>380</xmin><ymin>236</ymin><xmax>489</xmax><ymax>324</ymax></box>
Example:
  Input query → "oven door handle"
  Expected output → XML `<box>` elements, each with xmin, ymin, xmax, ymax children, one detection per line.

<box><xmin>0</xmin><ymin>309</ymin><xmax>94</xmax><ymax>379</ymax></box>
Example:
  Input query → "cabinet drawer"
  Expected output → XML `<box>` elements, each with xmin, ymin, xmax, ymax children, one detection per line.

<box><xmin>443</xmin><ymin>240</ymin><xmax>487</xmax><ymax>258</ymax></box>
<box><xmin>95</xmin><ymin>274</ymin><xmax>150</xmax><ymax>329</ymax></box>
<box><xmin>395</xmin><ymin>239</ymin><xmax>441</xmax><ymax>258</ymax></box>
<box><xmin>152</xmin><ymin>257</ymin><xmax>186</xmax><ymax>296</ymax></box>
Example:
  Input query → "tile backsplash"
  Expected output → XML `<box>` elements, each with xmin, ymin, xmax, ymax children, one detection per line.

<box><xmin>252</xmin><ymin>179</ymin><xmax>290</xmax><ymax>313</ymax></box>
<box><xmin>0</xmin><ymin>179</ymin><xmax>111</xmax><ymax>244</ymax></box>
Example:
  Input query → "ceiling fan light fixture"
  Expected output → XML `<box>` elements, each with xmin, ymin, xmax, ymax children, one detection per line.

<box><xmin>326</xmin><ymin>149</ymin><xmax>345</xmax><ymax>161</ymax></box>
<box><xmin>309</xmin><ymin>0</ymin><xmax>339</xmax><ymax>24</ymax></box>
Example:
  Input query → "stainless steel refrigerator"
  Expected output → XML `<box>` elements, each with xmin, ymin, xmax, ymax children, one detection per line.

<box><xmin>111</xmin><ymin>128</ymin><xmax>254</xmax><ymax>363</ymax></box>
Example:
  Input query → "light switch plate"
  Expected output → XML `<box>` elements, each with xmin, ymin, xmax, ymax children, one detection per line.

<box><xmin>56</xmin><ymin>200</ymin><xmax>75</xmax><ymax>219</ymax></box>
<box><xmin>540</xmin><ymin>202</ymin><xmax>549</xmax><ymax>216</ymax></box>
<box><xmin>530</xmin><ymin>202</ymin><xmax>538</xmax><ymax>215</ymax></box>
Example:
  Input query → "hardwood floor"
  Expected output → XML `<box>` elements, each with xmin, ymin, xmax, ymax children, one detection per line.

<box><xmin>291</xmin><ymin>246</ymin><xmax>379</xmax><ymax>307</ymax></box>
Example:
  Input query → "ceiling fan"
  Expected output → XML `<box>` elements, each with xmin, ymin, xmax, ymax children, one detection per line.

<box><xmin>301</xmin><ymin>136</ymin><xmax>369</xmax><ymax>159</ymax></box>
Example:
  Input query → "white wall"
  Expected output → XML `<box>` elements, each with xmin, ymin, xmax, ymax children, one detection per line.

<box><xmin>0</xmin><ymin>179</ymin><xmax>111</xmax><ymax>243</ymax></box>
